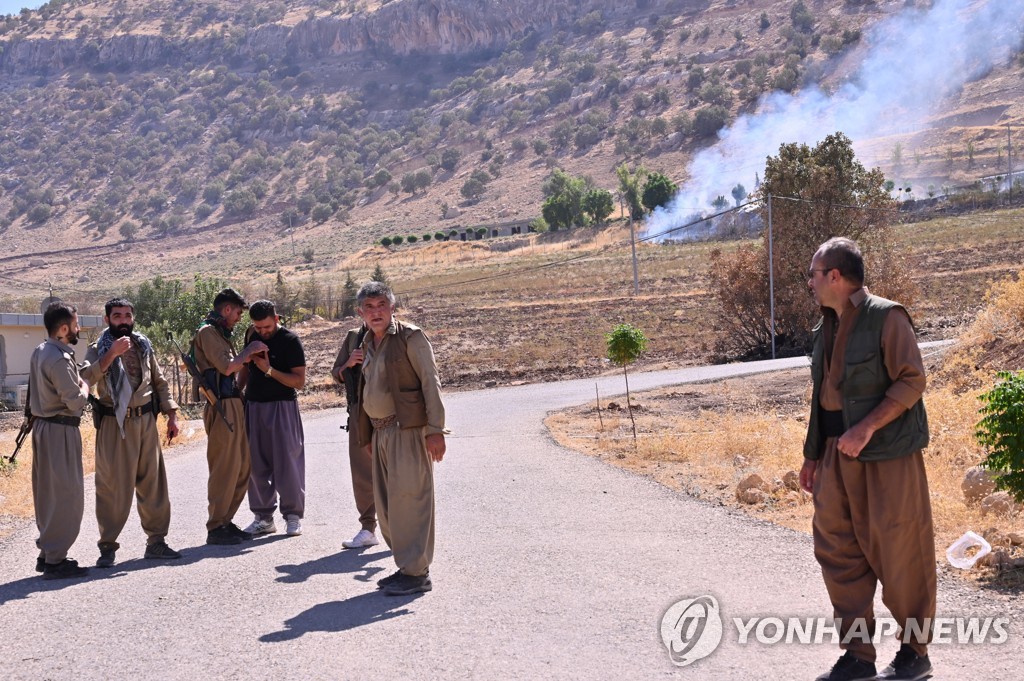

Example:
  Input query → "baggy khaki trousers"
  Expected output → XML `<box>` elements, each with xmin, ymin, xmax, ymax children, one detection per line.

<box><xmin>204</xmin><ymin>398</ymin><xmax>250</xmax><ymax>531</ymax></box>
<box><xmin>813</xmin><ymin>438</ymin><xmax>937</xmax><ymax>663</ymax></box>
<box><xmin>372</xmin><ymin>423</ymin><xmax>434</xmax><ymax>576</ymax></box>
<box><xmin>348</xmin><ymin>409</ymin><xmax>376</xmax><ymax>533</ymax></box>
<box><xmin>32</xmin><ymin>420</ymin><xmax>84</xmax><ymax>564</ymax></box>
<box><xmin>94</xmin><ymin>412</ymin><xmax>171</xmax><ymax>548</ymax></box>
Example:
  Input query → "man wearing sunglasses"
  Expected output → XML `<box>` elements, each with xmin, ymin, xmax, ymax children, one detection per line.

<box><xmin>802</xmin><ymin>237</ymin><xmax>934</xmax><ymax>681</ymax></box>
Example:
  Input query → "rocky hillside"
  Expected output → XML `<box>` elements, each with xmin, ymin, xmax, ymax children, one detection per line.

<box><xmin>0</xmin><ymin>0</ymin><xmax>1021</xmax><ymax>303</ymax></box>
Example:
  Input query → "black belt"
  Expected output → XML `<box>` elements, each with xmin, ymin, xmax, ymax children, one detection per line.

<box><xmin>820</xmin><ymin>409</ymin><xmax>845</xmax><ymax>438</ymax></box>
<box><xmin>38</xmin><ymin>414</ymin><xmax>82</xmax><ymax>427</ymax></box>
<box><xmin>96</xmin><ymin>402</ymin><xmax>155</xmax><ymax>419</ymax></box>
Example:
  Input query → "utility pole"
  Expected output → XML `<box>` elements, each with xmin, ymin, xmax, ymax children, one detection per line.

<box><xmin>628</xmin><ymin>212</ymin><xmax>639</xmax><ymax>296</ymax></box>
<box><xmin>767</xmin><ymin>194</ymin><xmax>776</xmax><ymax>360</ymax></box>
<box><xmin>1007</xmin><ymin>123</ymin><xmax>1013</xmax><ymax>201</ymax></box>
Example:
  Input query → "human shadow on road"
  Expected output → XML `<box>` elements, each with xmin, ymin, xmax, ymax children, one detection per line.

<box><xmin>0</xmin><ymin>543</ymin><xmax>259</xmax><ymax>604</ymax></box>
<box><xmin>275</xmin><ymin>548</ymin><xmax>392</xmax><ymax>585</ymax></box>
<box><xmin>259</xmin><ymin>590</ymin><xmax>423</xmax><ymax>642</ymax></box>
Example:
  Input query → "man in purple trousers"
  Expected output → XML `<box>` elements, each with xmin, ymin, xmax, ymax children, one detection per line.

<box><xmin>237</xmin><ymin>300</ymin><xmax>307</xmax><ymax>537</ymax></box>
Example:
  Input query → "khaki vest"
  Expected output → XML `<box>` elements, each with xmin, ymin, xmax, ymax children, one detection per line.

<box><xmin>357</xmin><ymin>320</ymin><xmax>429</xmax><ymax>445</ymax></box>
<box><xmin>803</xmin><ymin>294</ymin><xmax>929</xmax><ymax>462</ymax></box>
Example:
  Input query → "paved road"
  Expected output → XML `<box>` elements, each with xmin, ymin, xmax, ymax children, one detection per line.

<box><xmin>1</xmin><ymin>354</ymin><xmax>1019</xmax><ymax>680</ymax></box>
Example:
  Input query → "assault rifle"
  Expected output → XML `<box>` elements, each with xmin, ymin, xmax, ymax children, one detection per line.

<box><xmin>6</xmin><ymin>411</ymin><xmax>33</xmax><ymax>464</ymax></box>
<box><xmin>167</xmin><ymin>333</ymin><xmax>233</xmax><ymax>433</ymax></box>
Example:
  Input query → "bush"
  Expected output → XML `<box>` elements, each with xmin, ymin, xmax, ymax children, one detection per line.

<box><xmin>976</xmin><ymin>371</ymin><xmax>1024</xmax><ymax>503</ymax></box>
<box><xmin>407</xmin><ymin>235</ymin><xmax>418</xmax><ymax>243</ymax></box>
<box><xmin>434</xmin><ymin>231</ymin><xmax>446</xmax><ymax>240</ymax></box>
<box><xmin>223</xmin><ymin>189</ymin><xmax>258</xmax><ymax>217</ymax></box>
<box><xmin>311</xmin><ymin>203</ymin><xmax>333</xmax><ymax>223</ymax></box>
<box><xmin>27</xmin><ymin>203</ymin><xmax>52</xmax><ymax>223</ymax></box>
<box><xmin>195</xmin><ymin>203</ymin><xmax>214</xmax><ymax>219</ymax></box>
<box><xmin>392</xmin><ymin>235</ymin><xmax>404</xmax><ymax>245</ymax></box>
<box><xmin>422</xmin><ymin>233</ymin><xmax>432</xmax><ymax>241</ymax></box>
<box><xmin>693</xmin><ymin>106</ymin><xmax>730</xmax><ymax>137</ymax></box>
<box><xmin>380</xmin><ymin>236</ymin><xmax>393</xmax><ymax>246</ymax></box>
<box><xmin>440</xmin><ymin>148</ymin><xmax>462</xmax><ymax>172</ymax></box>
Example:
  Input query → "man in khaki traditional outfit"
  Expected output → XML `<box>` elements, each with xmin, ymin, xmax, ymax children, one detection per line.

<box><xmin>356</xmin><ymin>282</ymin><xmax>447</xmax><ymax>596</ymax></box>
<box><xmin>190</xmin><ymin>288</ymin><xmax>267</xmax><ymax>545</ymax></box>
<box><xmin>332</xmin><ymin>321</ymin><xmax>379</xmax><ymax>550</ymax></box>
<box><xmin>30</xmin><ymin>302</ymin><xmax>91</xmax><ymax>580</ymax></box>
<box><xmin>82</xmin><ymin>298</ymin><xmax>182</xmax><ymax>567</ymax></box>
<box><xmin>801</xmin><ymin>238</ymin><xmax>935</xmax><ymax>681</ymax></box>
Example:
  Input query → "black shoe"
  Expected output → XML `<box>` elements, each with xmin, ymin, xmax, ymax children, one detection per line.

<box><xmin>376</xmin><ymin>569</ymin><xmax>404</xmax><ymax>590</ymax></box>
<box><xmin>144</xmin><ymin>542</ymin><xmax>183</xmax><ymax>560</ymax></box>
<box><xmin>206</xmin><ymin>525</ymin><xmax>243</xmax><ymax>545</ymax></box>
<box><xmin>42</xmin><ymin>558</ymin><xmax>90</xmax><ymax>580</ymax></box>
<box><xmin>96</xmin><ymin>544</ymin><xmax>117</xmax><ymax>568</ymax></box>
<box><xmin>383</xmin><ymin>571</ymin><xmax>432</xmax><ymax>596</ymax></box>
<box><xmin>816</xmin><ymin>651</ymin><xmax>877</xmax><ymax>681</ymax></box>
<box><xmin>225</xmin><ymin>522</ymin><xmax>254</xmax><ymax>541</ymax></box>
<box><xmin>35</xmin><ymin>554</ymin><xmax>44</xmax><ymax>573</ymax></box>
<box><xmin>878</xmin><ymin>644</ymin><xmax>932</xmax><ymax>680</ymax></box>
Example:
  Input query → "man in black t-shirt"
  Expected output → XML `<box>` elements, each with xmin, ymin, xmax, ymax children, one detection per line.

<box><xmin>237</xmin><ymin>300</ymin><xmax>307</xmax><ymax>537</ymax></box>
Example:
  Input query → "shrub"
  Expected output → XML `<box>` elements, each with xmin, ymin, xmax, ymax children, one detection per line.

<box><xmin>976</xmin><ymin>371</ymin><xmax>1024</xmax><ymax>503</ymax></box>
<box><xmin>380</xmin><ymin>236</ymin><xmax>393</xmax><ymax>246</ymax></box>
<box><xmin>422</xmin><ymin>233</ymin><xmax>432</xmax><ymax>241</ymax></box>
<box><xmin>693</xmin><ymin>106</ymin><xmax>730</xmax><ymax>138</ymax></box>
<box><xmin>195</xmin><ymin>203</ymin><xmax>214</xmax><ymax>219</ymax></box>
<box><xmin>392</xmin><ymin>235</ymin><xmax>404</xmax><ymax>245</ymax></box>
<box><xmin>407</xmin><ymin>235</ymin><xmax>418</xmax><ymax>243</ymax></box>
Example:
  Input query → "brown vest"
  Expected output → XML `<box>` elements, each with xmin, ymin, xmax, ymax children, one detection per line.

<box><xmin>357</xmin><ymin>320</ymin><xmax>429</xmax><ymax>446</ymax></box>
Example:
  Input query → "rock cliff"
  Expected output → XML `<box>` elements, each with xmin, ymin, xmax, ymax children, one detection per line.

<box><xmin>0</xmin><ymin>0</ymin><xmax>707</xmax><ymax>75</ymax></box>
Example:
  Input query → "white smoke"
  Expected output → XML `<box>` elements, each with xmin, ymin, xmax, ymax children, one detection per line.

<box><xmin>645</xmin><ymin>0</ymin><xmax>1024</xmax><ymax>238</ymax></box>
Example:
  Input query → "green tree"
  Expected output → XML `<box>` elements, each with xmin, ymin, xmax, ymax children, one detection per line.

<box><xmin>119</xmin><ymin>220</ymin><xmax>139</xmax><ymax>241</ymax></box>
<box><xmin>440</xmin><ymin>148</ymin><xmax>462</xmax><ymax>172</ymax></box>
<box><xmin>615</xmin><ymin>164</ymin><xmax>648</xmax><ymax>221</ymax></box>
<box><xmin>223</xmin><ymin>189</ymin><xmax>257</xmax><ymax>217</ymax></box>
<box><xmin>709</xmin><ymin>132</ymin><xmax>908</xmax><ymax>357</ymax></box>
<box><xmin>976</xmin><ymin>371</ymin><xmax>1024</xmax><ymax>503</ymax></box>
<box><xmin>541</xmin><ymin>168</ymin><xmax>588</xmax><ymax>230</ymax></box>
<box><xmin>461</xmin><ymin>177</ymin><xmax>486</xmax><ymax>202</ymax></box>
<box><xmin>341</xmin><ymin>270</ymin><xmax>358</xmax><ymax>317</ymax></box>
<box><xmin>641</xmin><ymin>172</ymin><xmax>678</xmax><ymax>213</ymax></box>
<box><xmin>605</xmin><ymin>323</ymin><xmax>649</xmax><ymax>444</ymax></box>
<box><xmin>582</xmin><ymin>188</ymin><xmax>615</xmax><ymax>225</ymax></box>
<box><xmin>731</xmin><ymin>183</ymin><xmax>748</xmax><ymax>207</ymax></box>
<box><xmin>371</xmin><ymin>263</ymin><xmax>390</xmax><ymax>286</ymax></box>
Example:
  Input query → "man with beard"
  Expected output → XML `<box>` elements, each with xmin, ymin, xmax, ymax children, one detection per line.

<box><xmin>237</xmin><ymin>300</ymin><xmax>307</xmax><ymax>537</ymax></box>
<box><xmin>82</xmin><ymin>298</ymin><xmax>182</xmax><ymax>567</ymax></box>
<box><xmin>29</xmin><ymin>302</ymin><xmax>91</xmax><ymax>579</ymax></box>
<box><xmin>191</xmin><ymin>288</ymin><xmax>267</xmax><ymax>545</ymax></box>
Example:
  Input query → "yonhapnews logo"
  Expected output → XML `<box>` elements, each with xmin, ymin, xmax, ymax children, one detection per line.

<box><xmin>659</xmin><ymin>595</ymin><xmax>724</xmax><ymax>667</ymax></box>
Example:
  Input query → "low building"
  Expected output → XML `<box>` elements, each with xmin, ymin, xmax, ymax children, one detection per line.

<box><xmin>0</xmin><ymin>312</ymin><xmax>104</xmax><ymax>408</ymax></box>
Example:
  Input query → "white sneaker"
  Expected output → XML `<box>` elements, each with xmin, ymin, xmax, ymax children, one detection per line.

<box><xmin>342</xmin><ymin>529</ymin><xmax>379</xmax><ymax>549</ymax></box>
<box><xmin>244</xmin><ymin>516</ymin><xmax>277</xmax><ymax>535</ymax></box>
<box><xmin>285</xmin><ymin>515</ymin><xmax>302</xmax><ymax>536</ymax></box>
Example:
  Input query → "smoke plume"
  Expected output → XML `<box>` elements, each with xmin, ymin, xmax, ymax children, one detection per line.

<box><xmin>645</xmin><ymin>0</ymin><xmax>1024</xmax><ymax>238</ymax></box>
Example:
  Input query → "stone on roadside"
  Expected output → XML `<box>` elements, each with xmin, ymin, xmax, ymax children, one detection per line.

<box><xmin>1007</xmin><ymin>532</ymin><xmax>1024</xmax><ymax>546</ymax></box>
<box><xmin>980</xmin><ymin>492</ymin><xmax>1016</xmax><ymax>517</ymax></box>
<box><xmin>733</xmin><ymin>455</ymin><xmax>749</xmax><ymax>468</ymax></box>
<box><xmin>736</xmin><ymin>474</ymin><xmax>769</xmax><ymax>504</ymax></box>
<box><xmin>962</xmin><ymin>466</ymin><xmax>998</xmax><ymax>504</ymax></box>
<box><xmin>783</xmin><ymin>470</ymin><xmax>801</xmax><ymax>491</ymax></box>
<box><xmin>737</xmin><ymin>488</ymin><xmax>769</xmax><ymax>505</ymax></box>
